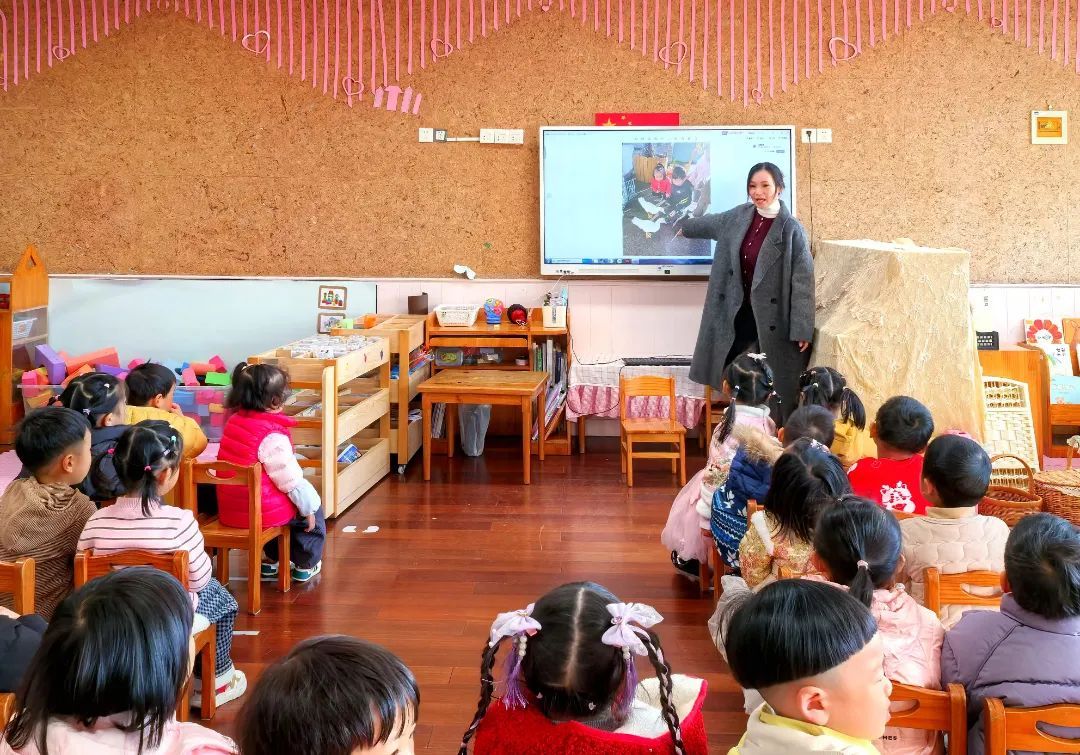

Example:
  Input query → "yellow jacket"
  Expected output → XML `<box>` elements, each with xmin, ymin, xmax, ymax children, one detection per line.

<box><xmin>831</xmin><ymin>419</ymin><xmax>876</xmax><ymax>471</ymax></box>
<box><xmin>126</xmin><ymin>405</ymin><xmax>209</xmax><ymax>459</ymax></box>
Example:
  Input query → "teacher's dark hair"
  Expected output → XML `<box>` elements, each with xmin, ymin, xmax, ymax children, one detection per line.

<box><xmin>747</xmin><ymin>162</ymin><xmax>786</xmax><ymax>192</ymax></box>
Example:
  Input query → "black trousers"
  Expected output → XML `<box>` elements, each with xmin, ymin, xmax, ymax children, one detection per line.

<box><xmin>725</xmin><ymin>300</ymin><xmax>759</xmax><ymax>368</ymax></box>
<box><xmin>263</xmin><ymin>508</ymin><xmax>327</xmax><ymax>569</ymax></box>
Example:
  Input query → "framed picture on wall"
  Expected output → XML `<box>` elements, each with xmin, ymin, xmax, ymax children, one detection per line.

<box><xmin>317</xmin><ymin>312</ymin><xmax>344</xmax><ymax>334</ymax></box>
<box><xmin>1032</xmin><ymin>111</ymin><xmax>1068</xmax><ymax>145</ymax></box>
<box><xmin>318</xmin><ymin>285</ymin><xmax>348</xmax><ymax>310</ymax></box>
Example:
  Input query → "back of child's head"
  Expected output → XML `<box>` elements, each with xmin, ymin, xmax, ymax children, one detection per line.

<box><xmin>237</xmin><ymin>635</ymin><xmax>418</xmax><ymax>755</ymax></box>
<box><xmin>797</xmin><ymin>366</ymin><xmax>867</xmax><ymax>430</ymax></box>
<box><xmin>763</xmin><ymin>437</ymin><xmax>850</xmax><ymax>543</ymax></box>
<box><xmin>814</xmin><ymin>496</ymin><xmax>902</xmax><ymax>607</ymax></box>
<box><xmin>15</xmin><ymin>407</ymin><xmax>90</xmax><ymax>475</ymax></box>
<box><xmin>783</xmin><ymin>405</ymin><xmax>837</xmax><ymax>447</ymax></box>
<box><xmin>1005</xmin><ymin>513</ymin><xmax>1080</xmax><ymax>619</ymax></box>
<box><xmin>4</xmin><ymin>567</ymin><xmax>192</xmax><ymax>754</ymax></box>
<box><xmin>124</xmin><ymin>363</ymin><xmax>177</xmax><ymax>407</ymax></box>
<box><xmin>715</xmin><ymin>352</ymin><xmax>777</xmax><ymax>445</ymax></box>
<box><xmin>111</xmin><ymin>420</ymin><xmax>184</xmax><ymax>516</ymax></box>
<box><xmin>875</xmin><ymin>396</ymin><xmax>934</xmax><ymax>453</ymax></box>
<box><xmin>53</xmin><ymin>372</ymin><xmax>126</xmax><ymax>428</ymax></box>
<box><xmin>459</xmin><ymin>581</ymin><xmax>685</xmax><ymax>755</ymax></box>
<box><xmin>723</xmin><ymin>579</ymin><xmax>877</xmax><ymax>691</ymax></box>
<box><xmin>922</xmin><ymin>433</ymin><xmax>991</xmax><ymax>508</ymax></box>
<box><xmin>226</xmin><ymin>363</ymin><xmax>290</xmax><ymax>412</ymax></box>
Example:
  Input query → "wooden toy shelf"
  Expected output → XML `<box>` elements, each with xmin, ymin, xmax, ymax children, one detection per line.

<box><xmin>424</xmin><ymin>308</ymin><xmax>572</xmax><ymax>456</ymax></box>
<box><xmin>332</xmin><ymin>314</ymin><xmax>430</xmax><ymax>474</ymax></box>
<box><xmin>0</xmin><ymin>246</ymin><xmax>49</xmax><ymax>445</ymax></box>
<box><xmin>249</xmin><ymin>337</ymin><xmax>391</xmax><ymax>518</ymax></box>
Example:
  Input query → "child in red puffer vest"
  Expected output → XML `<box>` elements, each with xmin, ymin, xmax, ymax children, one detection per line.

<box><xmin>217</xmin><ymin>363</ymin><xmax>325</xmax><ymax>583</ymax></box>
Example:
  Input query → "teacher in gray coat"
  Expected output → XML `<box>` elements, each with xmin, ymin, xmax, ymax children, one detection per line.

<box><xmin>678</xmin><ymin>162</ymin><xmax>814</xmax><ymax>417</ymax></box>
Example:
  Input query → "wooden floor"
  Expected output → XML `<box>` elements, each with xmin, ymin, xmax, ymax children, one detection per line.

<box><xmin>210</xmin><ymin>437</ymin><xmax>746</xmax><ymax>752</ymax></box>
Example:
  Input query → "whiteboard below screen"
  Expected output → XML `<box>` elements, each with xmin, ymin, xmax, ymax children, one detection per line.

<box><xmin>48</xmin><ymin>277</ymin><xmax>377</xmax><ymax>369</ymax></box>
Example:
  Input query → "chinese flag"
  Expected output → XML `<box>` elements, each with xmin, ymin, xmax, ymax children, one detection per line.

<box><xmin>594</xmin><ymin>112</ymin><xmax>681</xmax><ymax>126</ymax></box>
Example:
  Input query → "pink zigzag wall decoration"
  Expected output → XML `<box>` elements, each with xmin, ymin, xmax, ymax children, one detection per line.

<box><xmin>0</xmin><ymin>0</ymin><xmax>1077</xmax><ymax>104</ymax></box>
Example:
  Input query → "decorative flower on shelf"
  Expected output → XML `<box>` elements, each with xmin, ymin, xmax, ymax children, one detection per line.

<box><xmin>1027</xmin><ymin>319</ymin><xmax>1063</xmax><ymax>344</ymax></box>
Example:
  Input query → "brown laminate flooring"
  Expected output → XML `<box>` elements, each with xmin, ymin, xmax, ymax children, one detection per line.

<box><xmin>210</xmin><ymin>437</ymin><xmax>744</xmax><ymax>752</ymax></box>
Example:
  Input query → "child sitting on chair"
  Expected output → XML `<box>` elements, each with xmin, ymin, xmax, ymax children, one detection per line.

<box><xmin>237</xmin><ymin>635</ymin><xmax>419</xmax><ymax>755</ymax></box>
<box><xmin>942</xmin><ymin>513</ymin><xmax>1080</xmax><ymax>755</ymax></box>
<box><xmin>48</xmin><ymin>373</ymin><xmax>130</xmax><ymax>503</ymax></box>
<box><xmin>848</xmin><ymin>397</ymin><xmax>934</xmax><ymax>515</ymax></box>
<box><xmin>723</xmin><ymin>579</ymin><xmax>893</xmax><ymax>754</ymax></box>
<box><xmin>459</xmin><ymin>581</ymin><xmax>709</xmax><ymax>755</ymax></box>
<box><xmin>218</xmin><ymin>363</ymin><xmax>325</xmax><ymax>583</ymax></box>
<box><xmin>0</xmin><ymin>408</ymin><xmax>95</xmax><ymax>619</ymax></box>
<box><xmin>125</xmin><ymin>362</ymin><xmax>209</xmax><ymax>459</ymax></box>
<box><xmin>711</xmin><ymin>405</ymin><xmax>836</xmax><ymax>574</ymax></box>
<box><xmin>900</xmin><ymin>434</ymin><xmax>1008</xmax><ymax>628</ymax></box>
<box><xmin>77</xmin><ymin>421</ymin><xmax>246</xmax><ymax>710</ymax></box>
<box><xmin>796</xmin><ymin>366</ymin><xmax>874</xmax><ymax>470</ymax></box>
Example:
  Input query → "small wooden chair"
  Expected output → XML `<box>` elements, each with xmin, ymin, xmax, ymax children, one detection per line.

<box><xmin>985</xmin><ymin>697</ymin><xmax>1080</xmax><ymax>754</ymax></box>
<box><xmin>74</xmin><ymin>549</ymin><xmax>216</xmax><ymax>721</ymax></box>
<box><xmin>0</xmin><ymin>693</ymin><xmax>13</xmax><ymax>725</ymax></box>
<box><xmin>924</xmin><ymin>567</ymin><xmax>1003</xmax><ymax>617</ymax></box>
<box><xmin>182</xmin><ymin>460</ymin><xmax>291</xmax><ymax>615</ymax></box>
<box><xmin>776</xmin><ymin>565</ymin><xmax>796</xmax><ymax>580</ymax></box>
<box><xmin>888</xmin><ymin>682</ymin><xmax>967</xmax><ymax>755</ymax></box>
<box><xmin>620</xmin><ymin>376</ymin><xmax>687</xmax><ymax>487</ymax></box>
<box><xmin>0</xmin><ymin>558</ymin><xmax>35</xmax><ymax>615</ymax></box>
<box><xmin>700</xmin><ymin>385</ymin><xmax>728</xmax><ymax>448</ymax></box>
<box><xmin>891</xmin><ymin>509</ymin><xmax>916</xmax><ymax>521</ymax></box>
<box><xmin>708</xmin><ymin>499</ymin><xmax>761</xmax><ymax>599</ymax></box>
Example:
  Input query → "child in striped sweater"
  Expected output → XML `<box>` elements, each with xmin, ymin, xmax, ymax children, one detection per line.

<box><xmin>77</xmin><ymin>420</ymin><xmax>247</xmax><ymax>710</ymax></box>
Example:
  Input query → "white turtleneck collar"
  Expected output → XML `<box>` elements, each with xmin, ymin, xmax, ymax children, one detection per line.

<box><xmin>755</xmin><ymin>198</ymin><xmax>782</xmax><ymax>219</ymax></box>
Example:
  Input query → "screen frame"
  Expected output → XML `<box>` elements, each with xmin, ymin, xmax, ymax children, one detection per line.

<box><xmin>539</xmin><ymin>125</ymin><xmax>797</xmax><ymax>278</ymax></box>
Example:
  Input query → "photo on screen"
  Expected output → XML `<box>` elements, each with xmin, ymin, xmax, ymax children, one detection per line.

<box><xmin>620</xmin><ymin>141</ymin><xmax>713</xmax><ymax>258</ymax></box>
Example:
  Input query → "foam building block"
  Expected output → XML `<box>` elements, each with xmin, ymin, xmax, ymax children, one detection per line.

<box><xmin>195</xmin><ymin>390</ymin><xmax>215</xmax><ymax>405</ymax></box>
<box><xmin>61</xmin><ymin>364</ymin><xmax>93</xmax><ymax>387</ymax></box>
<box><xmin>187</xmin><ymin>362</ymin><xmax>214</xmax><ymax>375</ymax></box>
<box><xmin>209</xmin><ymin>403</ymin><xmax>224</xmax><ymax>413</ymax></box>
<box><xmin>210</xmin><ymin>413</ymin><xmax>225</xmax><ymax>427</ymax></box>
<box><xmin>33</xmin><ymin>345</ymin><xmax>68</xmax><ymax>385</ymax></box>
<box><xmin>162</xmin><ymin>360</ymin><xmax>185</xmax><ymax>376</ymax></box>
<box><xmin>96</xmin><ymin>364</ymin><xmax>126</xmax><ymax>378</ymax></box>
<box><xmin>181</xmin><ymin>367</ymin><xmax>199</xmax><ymax>386</ymax></box>
<box><xmin>208</xmin><ymin>355</ymin><xmax>227</xmax><ymax>373</ymax></box>
<box><xmin>204</xmin><ymin>372</ymin><xmax>230</xmax><ymax>387</ymax></box>
<box><xmin>197</xmin><ymin>404</ymin><xmax>211</xmax><ymax>417</ymax></box>
<box><xmin>173</xmin><ymin>391</ymin><xmax>196</xmax><ymax>411</ymax></box>
<box><xmin>127</xmin><ymin>359</ymin><xmax>147</xmax><ymax>370</ymax></box>
<box><xmin>65</xmin><ymin>348</ymin><xmax>120</xmax><ymax>375</ymax></box>
<box><xmin>20</xmin><ymin>370</ymin><xmax>38</xmax><ymax>386</ymax></box>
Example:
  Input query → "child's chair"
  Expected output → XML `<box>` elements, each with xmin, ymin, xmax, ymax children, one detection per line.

<box><xmin>888</xmin><ymin>682</ymin><xmax>967</xmax><ymax>755</ymax></box>
<box><xmin>700</xmin><ymin>385</ymin><xmax>728</xmax><ymax>449</ymax></box>
<box><xmin>619</xmin><ymin>376</ymin><xmax>686</xmax><ymax>487</ymax></box>
<box><xmin>181</xmin><ymin>460</ymin><xmax>291</xmax><ymax>616</ymax></box>
<box><xmin>923</xmin><ymin>567</ymin><xmax>1003</xmax><ymax>617</ymax></box>
<box><xmin>74</xmin><ymin>549</ymin><xmax>217</xmax><ymax>721</ymax></box>
<box><xmin>0</xmin><ymin>558</ymin><xmax>35</xmax><ymax>615</ymax></box>
<box><xmin>984</xmin><ymin>697</ymin><xmax>1080</xmax><ymax>754</ymax></box>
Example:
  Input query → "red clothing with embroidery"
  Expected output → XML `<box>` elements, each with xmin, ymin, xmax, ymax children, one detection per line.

<box><xmin>848</xmin><ymin>455</ymin><xmax>931</xmax><ymax>516</ymax></box>
<box><xmin>650</xmin><ymin>176</ymin><xmax>671</xmax><ymax>196</ymax></box>
<box><xmin>739</xmin><ymin>214</ymin><xmax>774</xmax><ymax>295</ymax></box>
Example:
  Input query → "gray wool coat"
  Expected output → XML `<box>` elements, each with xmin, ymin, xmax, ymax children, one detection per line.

<box><xmin>681</xmin><ymin>200</ymin><xmax>815</xmax><ymax>414</ymax></box>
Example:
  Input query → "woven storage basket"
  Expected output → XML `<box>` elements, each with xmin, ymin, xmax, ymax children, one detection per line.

<box><xmin>1033</xmin><ymin>437</ymin><xmax>1080</xmax><ymax>526</ymax></box>
<box><xmin>980</xmin><ymin>454</ymin><xmax>1043</xmax><ymax>527</ymax></box>
<box><xmin>982</xmin><ymin>377</ymin><xmax>1041</xmax><ymax>488</ymax></box>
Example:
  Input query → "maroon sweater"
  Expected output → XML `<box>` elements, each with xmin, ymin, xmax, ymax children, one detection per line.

<box><xmin>739</xmin><ymin>213</ymin><xmax>774</xmax><ymax>297</ymax></box>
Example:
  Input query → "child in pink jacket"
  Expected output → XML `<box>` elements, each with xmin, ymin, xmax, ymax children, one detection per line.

<box><xmin>814</xmin><ymin>496</ymin><xmax>945</xmax><ymax>755</ymax></box>
<box><xmin>1</xmin><ymin>568</ymin><xmax>235</xmax><ymax>755</ymax></box>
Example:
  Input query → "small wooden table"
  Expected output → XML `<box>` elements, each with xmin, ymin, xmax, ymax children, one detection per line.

<box><xmin>419</xmin><ymin>370</ymin><xmax>548</xmax><ymax>484</ymax></box>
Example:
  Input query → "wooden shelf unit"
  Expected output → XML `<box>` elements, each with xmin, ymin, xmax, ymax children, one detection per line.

<box><xmin>332</xmin><ymin>314</ymin><xmax>430</xmax><ymax>474</ymax></box>
<box><xmin>249</xmin><ymin>336</ymin><xmax>391</xmax><ymax>518</ymax></box>
<box><xmin>425</xmin><ymin>308</ymin><xmax>572</xmax><ymax>456</ymax></box>
<box><xmin>0</xmin><ymin>246</ymin><xmax>49</xmax><ymax>445</ymax></box>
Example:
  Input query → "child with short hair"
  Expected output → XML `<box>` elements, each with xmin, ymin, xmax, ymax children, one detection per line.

<box><xmin>77</xmin><ymin>421</ymin><xmax>247</xmax><ymax>709</ymax></box>
<box><xmin>460</xmin><ymin>581</ymin><xmax>709</xmax><ymax>755</ymax></box>
<box><xmin>739</xmin><ymin>437</ymin><xmax>849</xmax><ymax>589</ymax></box>
<box><xmin>797</xmin><ymin>366</ymin><xmax>874</xmax><ymax>469</ymax></box>
<box><xmin>0</xmin><ymin>568</ymin><xmax>236</xmax><ymax>754</ymax></box>
<box><xmin>52</xmin><ymin>372</ymin><xmax>129</xmax><ymax>503</ymax></box>
<box><xmin>900</xmin><ymin>434</ymin><xmax>1007</xmax><ymax>628</ymax></box>
<box><xmin>219</xmin><ymin>363</ymin><xmax>325</xmax><ymax>583</ymax></box>
<box><xmin>941</xmin><ymin>513</ymin><xmax>1080</xmax><ymax>754</ymax></box>
<box><xmin>237</xmin><ymin>635</ymin><xmax>418</xmax><ymax>755</ymax></box>
<box><xmin>0</xmin><ymin>408</ymin><xmax>96</xmax><ymax>619</ymax></box>
<box><xmin>663</xmin><ymin>352</ymin><xmax>778</xmax><ymax>578</ymax></box>
<box><xmin>848</xmin><ymin>396</ymin><xmax>934</xmax><ymax>515</ymax></box>
<box><xmin>711</xmin><ymin>404</ymin><xmax>836</xmax><ymax>574</ymax></box>
<box><xmin>724</xmin><ymin>579</ymin><xmax>893</xmax><ymax>754</ymax></box>
<box><xmin>814</xmin><ymin>498</ymin><xmax>945</xmax><ymax>755</ymax></box>
<box><xmin>125</xmin><ymin>362</ymin><xmax>209</xmax><ymax>459</ymax></box>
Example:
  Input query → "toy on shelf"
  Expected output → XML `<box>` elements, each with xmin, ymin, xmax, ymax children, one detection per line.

<box><xmin>0</xmin><ymin>246</ymin><xmax>50</xmax><ymax>444</ymax></box>
<box><xmin>484</xmin><ymin>299</ymin><xmax>505</xmax><ymax>325</ymax></box>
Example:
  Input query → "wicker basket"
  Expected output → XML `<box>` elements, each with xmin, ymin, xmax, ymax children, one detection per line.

<box><xmin>980</xmin><ymin>454</ymin><xmax>1043</xmax><ymax>527</ymax></box>
<box><xmin>1032</xmin><ymin>437</ymin><xmax>1080</xmax><ymax>526</ymax></box>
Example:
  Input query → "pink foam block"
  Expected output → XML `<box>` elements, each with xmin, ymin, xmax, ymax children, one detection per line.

<box><xmin>210</xmin><ymin>413</ymin><xmax>225</xmax><ymax>427</ymax></box>
<box><xmin>208</xmin><ymin>355</ymin><xmax>226</xmax><ymax>372</ymax></box>
<box><xmin>20</xmin><ymin>370</ymin><xmax>39</xmax><ymax>385</ymax></box>
<box><xmin>33</xmin><ymin>345</ymin><xmax>68</xmax><ymax>385</ymax></box>
<box><xmin>66</xmin><ymin>348</ymin><xmax>120</xmax><ymax>375</ymax></box>
<box><xmin>195</xmin><ymin>391</ymin><xmax>215</xmax><ymax>405</ymax></box>
<box><xmin>181</xmin><ymin>367</ymin><xmax>199</xmax><ymax>386</ymax></box>
<box><xmin>128</xmin><ymin>358</ymin><xmax>147</xmax><ymax>370</ymax></box>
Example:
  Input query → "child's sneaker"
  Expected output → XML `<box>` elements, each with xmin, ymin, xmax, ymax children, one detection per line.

<box><xmin>192</xmin><ymin>669</ymin><xmax>248</xmax><ymax>709</ymax></box>
<box><xmin>291</xmin><ymin>561</ymin><xmax>322</xmax><ymax>583</ymax></box>
<box><xmin>260</xmin><ymin>561</ymin><xmax>279</xmax><ymax>581</ymax></box>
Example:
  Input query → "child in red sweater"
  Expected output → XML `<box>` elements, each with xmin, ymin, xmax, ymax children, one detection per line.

<box><xmin>848</xmin><ymin>396</ymin><xmax>934</xmax><ymax>515</ymax></box>
<box><xmin>649</xmin><ymin>163</ymin><xmax>671</xmax><ymax>198</ymax></box>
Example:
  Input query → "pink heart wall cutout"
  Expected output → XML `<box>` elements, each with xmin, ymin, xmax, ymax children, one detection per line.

<box><xmin>241</xmin><ymin>29</ymin><xmax>270</xmax><ymax>53</ymax></box>
<box><xmin>429</xmin><ymin>37</ymin><xmax>454</xmax><ymax>57</ymax></box>
<box><xmin>657</xmin><ymin>41</ymin><xmax>687</xmax><ymax>64</ymax></box>
<box><xmin>828</xmin><ymin>36</ymin><xmax>858</xmax><ymax>61</ymax></box>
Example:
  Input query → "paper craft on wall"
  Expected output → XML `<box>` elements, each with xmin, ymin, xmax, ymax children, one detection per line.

<box><xmin>1026</xmin><ymin>317</ymin><xmax>1074</xmax><ymax>376</ymax></box>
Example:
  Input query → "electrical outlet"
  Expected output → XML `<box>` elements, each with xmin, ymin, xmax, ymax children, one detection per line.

<box><xmin>816</xmin><ymin>128</ymin><xmax>833</xmax><ymax>143</ymax></box>
<box><xmin>480</xmin><ymin>128</ymin><xmax>496</xmax><ymax>144</ymax></box>
<box><xmin>801</xmin><ymin>128</ymin><xmax>817</xmax><ymax>143</ymax></box>
<box><xmin>434</xmin><ymin>129</ymin><xmax>447</xmax><ymax>142</ymax></box>
<box><xmin>418</xmin><ymin>127</ymin><xmax>434</xmax><ymax>143</ymax></box>
<box><xmin>507</xmin><ymin>129</ymin><xmax>525</xmax><ymax>145</ymax></box>
<box><xmin>494</xmin><ymin>129</ymin><xmax>510</xmax><ymax>144</ymax></box>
